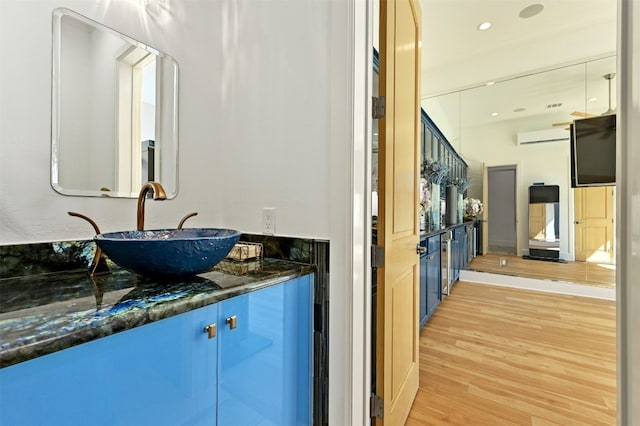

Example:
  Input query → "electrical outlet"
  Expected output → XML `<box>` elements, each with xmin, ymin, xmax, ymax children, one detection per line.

<box><xmin>500</xmin><ymin>258</ymin><xmax>508</xmax><ymax>266</ymax></box>
<box><xmin>263</xmin><ymin>208</ymin><xmax>276</xmax><ymax>235</ymax></box>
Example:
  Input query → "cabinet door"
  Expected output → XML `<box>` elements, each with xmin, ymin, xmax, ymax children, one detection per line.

<box><xmin>0</xmin><ymin>304</ymin><xmax>219</xmax><ymax>426</ymax></box>
<box><xmin>426</xmin><ymin>249</ymin><xmax>441</xmax><ymax>318</ymax></box>
<box><xmin>217</xmin><ymin>275</ymin><xmax>312</xmax><ymax>426</ymax></box>
<box><xmin>419</xmin><ymin>252</ymin><xmax>428</xmax><ymax>328</ymax></box>
<box><xmin>460</xmin><ymin>226</ymin><xmax>469</xmax><ymax>269</ymax></box>
<box><xmin>450</xmin><ymin>237</ymin><xmax>459</xmax><ymax>283</ymax></box>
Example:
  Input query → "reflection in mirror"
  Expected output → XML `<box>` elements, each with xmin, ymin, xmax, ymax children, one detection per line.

<box><xmin>527</xmin><ymin>185</ymin><xmax>561</xmax><ymax>261</ymax></box>
<box><xmin>51</xmin><ymin>8</ymin><xmax>178</xmax><ymax>198</ymax></box>
<box><xmin>421</xmin><ymin>56</ymin><xmax>617</xmax><ymax>288</ymax></box>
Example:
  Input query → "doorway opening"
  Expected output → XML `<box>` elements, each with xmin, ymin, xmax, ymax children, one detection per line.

<box><xmin>486</xmin><ymin>165</ymin><xmax>517</xmax><ymax>255</ymax></box>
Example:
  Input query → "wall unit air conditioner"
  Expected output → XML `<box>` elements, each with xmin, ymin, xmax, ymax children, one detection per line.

<box><xmin>517</xmin><ymin>128</ymin><xmax>570</xmax><ymax>145</ymax></box>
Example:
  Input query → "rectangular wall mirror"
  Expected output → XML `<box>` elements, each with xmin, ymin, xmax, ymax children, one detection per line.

<box><xmin>527</xmin><ymin>185</ymin><xmax>561</xmax><ymax>261</ymax></box>
<box><xmin>51</xmin><ymin>8</ymin><xmax>179</xmax><ymax>198</ymax></box>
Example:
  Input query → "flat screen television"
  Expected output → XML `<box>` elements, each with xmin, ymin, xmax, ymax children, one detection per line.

<box><xmin>570</xmin><ymin>114</ymin><xmax>616</xmax><ymax>187</ymax></box>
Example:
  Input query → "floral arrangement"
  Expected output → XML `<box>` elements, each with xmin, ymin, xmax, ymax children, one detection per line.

<box><xmin>450</xmin><ymin>177</ymin><xmax>470</xmax><ymax>194</ymax></box>
<box><xmin>420</xmin><ymin>178</ymin><xmax>431</xmax><ymax>215</ymax></box>
<box><xmin>463</xmin><ymin>197</ymin><xmax>483</xmax><ymax>218</ymax></box>
<box><xmin>421</xmin><ymin>159</ymin><xmax>449</xmax><ymax>185</ymax></box>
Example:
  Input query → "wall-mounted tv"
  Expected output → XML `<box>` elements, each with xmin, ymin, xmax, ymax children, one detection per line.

<box><xmin>570</xmin><ymin>114</ymin><xmax>617</xmax><ymax>188</ymax></box>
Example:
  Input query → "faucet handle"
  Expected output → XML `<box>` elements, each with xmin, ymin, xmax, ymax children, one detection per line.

<box><xmin>177</xmin><ymin>212</ymin><xmax>198</xmax><ymax>229</ymax></box>
<box><xmin>67</xmin><ymin>212</ymin><xmax>110</xmax><ymax>276</ymax></box>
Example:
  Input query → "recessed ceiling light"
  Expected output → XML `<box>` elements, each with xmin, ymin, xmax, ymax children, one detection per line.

<box><xmin>588</xmin><ymin>97</ymin><xmax>598</xmax><ymax>102</ymax></box>
<box><xmin>478</xmin><ymin>21</ymin><xmax>492</xmax><ymax>31</ymax></box>
<box><xmin>491</xmin><ymin>112</ymin><xmax>499</xmax><ymax>117</ymax></box>
<box><xmin>513</xmin><ymin>108</ymin><xmax>526</xmax><ymax>113</ymax></box>
<box><xmin>519</xmin><ymin>4</ymin><xmax>544</xmax><ymax>19</ymax></box>
<box><xmin>486</xmin><ymin>81</ymin><xmax>495</xmax><ymax>86</ymax></box>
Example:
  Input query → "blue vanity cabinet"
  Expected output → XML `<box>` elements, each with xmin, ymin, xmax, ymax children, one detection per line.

<box><xmin>419</xmin><ymin>234</ymin><xmax>441</xmax><ymax>328</ymax></box>
<box><xmin>217</xmin><ymin>274</ymin><xmax>312</xmax><ymax>426</ymax></box>
<box><xmin>0</xmin><ymin>274</ymin><xmax>313</xmax><ymax>426</ymax></box>
<box><xmin>0</xmin><ymin>304</ymin><xmax>219</xmax><ymax>426</ymax></box>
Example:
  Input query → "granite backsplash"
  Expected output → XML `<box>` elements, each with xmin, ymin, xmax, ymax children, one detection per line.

<box><xmin>0</xmin><ymin>233</ymin><xmax>317</xmax><ymax>279</ymax></box>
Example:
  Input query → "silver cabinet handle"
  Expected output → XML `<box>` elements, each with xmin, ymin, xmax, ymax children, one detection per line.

<box><xmin>416</xmin><ymin>244</ymin><xmax>427</xmax><ymax>254</ymax></box>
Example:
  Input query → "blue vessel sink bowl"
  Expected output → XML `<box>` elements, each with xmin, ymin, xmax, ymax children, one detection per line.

<box><xmin>95</xmin><ymin>228</ymin><xmax>241</xmax><ymax>278</ymax></box>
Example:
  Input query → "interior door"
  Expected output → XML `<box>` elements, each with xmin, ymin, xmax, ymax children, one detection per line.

<box><xmin>376</xmin><ymin>0</ymin><xmax>421</xmax><ymax>424</ymax></box>
<box><xmin>482</xmin><ymin>162</ymin><xmax>488</xmax><ymax>255</ymax></box>
<box><xmin>487</xmin><ymin>165</ymin><xmax>517</xmax><ymax>255</ymax></box>
<box><xmin>574</xmin><ymin>186</ymin><xmax>615</xmax><ymax>262</ymax></box>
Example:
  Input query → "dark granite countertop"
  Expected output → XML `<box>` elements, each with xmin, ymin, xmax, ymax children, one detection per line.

<box><xmin>0</xmin><ymin>258</ymin><xmax>314</xmax><ymax>368</ymax></box>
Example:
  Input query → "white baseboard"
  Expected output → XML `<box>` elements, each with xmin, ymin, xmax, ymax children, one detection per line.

<box><xmin>459</xmin><ymin>270</ymin><xmax>615</xmax><ymax>301</ymax></box>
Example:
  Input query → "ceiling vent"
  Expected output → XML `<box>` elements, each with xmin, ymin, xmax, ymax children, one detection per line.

<box><xmin>517</xmin><ymin>128</ymin><xmax>570</xmax><ymax>145</ymax></box>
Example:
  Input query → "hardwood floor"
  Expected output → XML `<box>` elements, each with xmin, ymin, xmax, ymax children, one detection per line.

<box><xmin>468</xmin><ymin>254</ymin><xmax>615</xmax><ymax>288</ymax></box>
<box><xmin>406</xmin><ymin>282</ymin><xmax>616</xmax><ymax>425</ymax></box>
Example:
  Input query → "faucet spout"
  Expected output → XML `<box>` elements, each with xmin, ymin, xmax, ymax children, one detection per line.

<box><xmin>137</xmin><ymin>181</ymin><xmax>167</xmax><ymax>231</ymax></box>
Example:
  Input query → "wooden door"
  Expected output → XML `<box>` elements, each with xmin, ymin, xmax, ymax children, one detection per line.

<box><xmin>376</xmin><ymin>0</ymin><xmax>421</xmax><ymax>424</ymax></box>
<box><xmin>574</xmin><ymin>186</ymin><xmax>615</xmax><ymax>262</ymax></box>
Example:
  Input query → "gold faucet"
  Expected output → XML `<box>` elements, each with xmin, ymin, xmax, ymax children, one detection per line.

<box><xmin>137</xmin><ymin>181</ymin><xmax>167</xmax><ymax>231</ymax></box>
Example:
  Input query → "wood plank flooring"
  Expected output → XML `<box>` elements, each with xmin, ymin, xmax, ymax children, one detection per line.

<box><xmin>406</xmin><ymin>282</ymin><xmax>616</xmax><ymax>425</ymax></box>
<box><xmin>468</xmin><ymin>254</ymin><xmax>615</xmax><ymax>288</ymax></box>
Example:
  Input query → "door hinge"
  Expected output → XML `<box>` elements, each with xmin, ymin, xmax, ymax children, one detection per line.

<box><xmin>372</xmin><ymin>245</ymin><xmax>385</xmax><ymax>268</ymax></box>
<box><xmin>370</xmin><ymin>394</ymin><xmax>384</xmax><ymax>418</ymax></box>
<box><xmin>372</xmin><ymin>96</ymin><xmax>385</xmax><ymax>119</ymax></box>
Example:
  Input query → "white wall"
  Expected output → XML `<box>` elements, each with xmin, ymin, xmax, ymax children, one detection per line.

<box><xmin>1</xmin><ymin>0</ymin><xmax>224</xmax><ymax>241</ymax></box>
<box><xmin>0</xmin><ymin>0</ymin><xmax>369</xmax><ymax>424</ymax></box>
<box><xmin>0</xmin><ymin>0</ymin><xmax>336</xmax><ymax>242</ymax></box>
<box><xmin>459</xmin><ymin>115</ymin><xmax>574</xmax><ymax>259</ymax></box>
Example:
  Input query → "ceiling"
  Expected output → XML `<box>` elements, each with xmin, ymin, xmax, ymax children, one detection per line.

<box><xmin>417</xmin><ymin>0</ymin><xmax>617</xmax><ymax>136</ymax></box>
<box><xmin>420</xmin><ymin>0</ymin><xmax>617</xmax><ymax>98</ymax></box>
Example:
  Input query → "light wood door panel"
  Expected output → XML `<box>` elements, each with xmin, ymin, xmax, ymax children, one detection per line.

<box><xmin>376</xmin><ymin>0</ymin><xmax>421</xmax><ymax>424</ymax></box>
<box><xmin>528</xmin><ymin>203</ymin><xmax>546</xmax><ymax>240</ymax></box>
<box><xmin>574</xmin><ymin>186</ymin><xmax>614</xmax><ymax>262</ymax></box>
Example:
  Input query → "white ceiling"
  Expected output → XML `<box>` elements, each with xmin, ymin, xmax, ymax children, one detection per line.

<box><xmin>420</xmin><ymin>0</ymin><xmax>617</xmax><ymax>97</ymax></box>
<box><xmin>417</xmin><ymin>0</ymin><xmax>618</xmax><ymax>136</ymax></box>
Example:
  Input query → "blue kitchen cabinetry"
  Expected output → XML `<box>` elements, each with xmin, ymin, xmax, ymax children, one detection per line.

<box><xmin>450</xmin><ymin>225</ymin><xmax>471</xmax><ymax>284</ymax></box>
<box><xmin>0</xmin><ymin>274</ymin><xmax>312</xmax><ymax>426</ymax></box>
<box><xmin>419</xmin><ymin>233</ymin><xmax>441</xmax><ymax>328</ymax></box>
